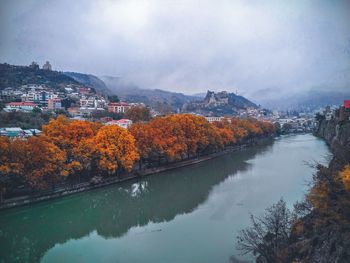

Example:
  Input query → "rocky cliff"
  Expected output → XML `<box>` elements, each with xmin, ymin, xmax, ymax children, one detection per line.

<box><xmin>183</xmin><ymin>90</ymin><xmax>257</xmax><ymax>116</ymax></box>
<box><xmin>315</xmin><ymin>119</ymin><xmax>350</xmax><ymax>171</ymax></box>
<box><xmin>289</xmin><ymin>119</ymin><xmax>350</xmax><ymax>262</ymax></box>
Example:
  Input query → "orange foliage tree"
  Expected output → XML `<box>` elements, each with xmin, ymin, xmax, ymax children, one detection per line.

<box><xmin>129</xmin><ymin>123</ymin><xmax>157</xmax><ymax>168</ymax></box>
<box><xmin>42</xmin><ymin>115</ymin><xmax>102</xmax><ymax>176</ymax></box>
<box><xmin>0</xmin><ymin>137</ymin><xmax>15</xmax><ymax>202</ymax></box>
<box><xmin>0</xmin><ymin>136</ymin><xmax>67</xmax><ymax>191</ymax></box>
<box><xmin>21</xmin><ymin>136</ymin><xmax>68</xmax><ymax>188</ymax></box>
<box><xmin>339</xmin><ymin>165</ymin><xmax>350</xmax><ymax>191</ymax></box>
<box><xmin>94</xmin><ymin>125</ymin><xmax>139</xmax><ymax>175</ymax></box>
<box><xmin>305</xmin><ymin>164</ymin><xmax>350</xmax><ymax>225</ymax></box>
<box><xmin>1</xmin><ymin>114</ymin><xmax>275</xmax><ymax>198</ymax></box>
<box><xmin>129</xmin><ymin>114</ymin><xmax>274</xmax><ymax>166</ymax></box>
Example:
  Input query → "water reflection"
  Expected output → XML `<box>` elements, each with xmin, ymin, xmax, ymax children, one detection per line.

<box><xmin>0</xmin><ymin>142</ymin><xmax>273</xmax><ymax>263</ymax></box>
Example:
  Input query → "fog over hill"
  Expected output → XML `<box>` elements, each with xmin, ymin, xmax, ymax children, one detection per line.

<box><xmin>1</xmin><ymin>61</ymin><xmax>347</xmax><ymax>111</ymax></box>
<box><xmin>100</xmin><ymin>75</ymin><xmax>201</xmax><ymax>110</ymax></box>
<box><xmin>257</xmin><ymin>88</ymin><xmax>350</xmax><ymax>110</ymax></box>
<box><xmin>1</xmin><ymin>0</ymin><xmax>349</xmax><ymax>99</ymax></box>
<box><xmin>64</xmin><ymin>72</ymin><xmax>112</xmax><ymax>95</ymax></box>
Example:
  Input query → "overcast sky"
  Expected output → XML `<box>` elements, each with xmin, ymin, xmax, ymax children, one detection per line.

<box><xmin>0</xmin><ymin>0</ymin><xmax>349</xmax><ymax>99</ymax></box>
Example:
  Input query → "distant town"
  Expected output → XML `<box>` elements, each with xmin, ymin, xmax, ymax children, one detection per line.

<box><xmin>0</xmin><ymin>61</ymin><xmax>349</xmax><ymax>138</ymax></box>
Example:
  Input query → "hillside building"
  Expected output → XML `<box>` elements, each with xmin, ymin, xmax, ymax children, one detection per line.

<box><xmin>4</xmin><ymin>102</ymin><xmax>37</xmax><ymax>112</ymax></box>
<box><xmin>42</xmin><ymin>61</ymin><xmax>52</xmax><ymax>70</ymax></box>
<box><xmin>48</xmin><ymin>98</ymin><xmax>62</xmax><ymax>110</ymax></box>
<box><xmin>106</xmin><ymin>119</ymin><xmax>133</xmax><ymax>129</ymax></box>
<box><xmin>108</xmin><ymin>102</ymin><xmax>132</xmax><ymax>113</ymax></box>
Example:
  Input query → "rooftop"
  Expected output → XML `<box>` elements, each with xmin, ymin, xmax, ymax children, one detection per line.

<box><xmin>7</xmin><ymin>102</ymin><xmax>36</xmax><ymax>106</ymax></box>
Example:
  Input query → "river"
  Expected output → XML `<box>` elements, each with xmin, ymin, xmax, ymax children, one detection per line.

<box><xmin>0</xmin><ymin>134</ymin><xmax>330</xmax><ymax>263</ymax></box>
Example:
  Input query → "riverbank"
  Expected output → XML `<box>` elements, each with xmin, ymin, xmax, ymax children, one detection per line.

<box><xmin>286</xmin><ymin>119</ymin><xmax>350</xmax><ymax>262</ymax></box>
<box><xmin>0</xmin><ymin>137</ymin><xmax>273</xmax><ymax>210</ymax></box>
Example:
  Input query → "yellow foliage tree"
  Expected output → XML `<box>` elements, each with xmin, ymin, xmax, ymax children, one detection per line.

<box><xmin>94</xmin><ymin>125</ymin><xmax>139</xmax><ymax>175</ymax></box>
<box><xmin>22</xmin><ymin>136</ymin><xmax>68</xmax><ymax>188</ymax></box>
<box><xmin>339</xmin><ymin>165</ymin><xmax>350</xmax><ymax>191</ymax></box>
<box><xmin>43</xmin><ymin>115</ymin><xmax>102</xmax><ymax>175</ymax></box>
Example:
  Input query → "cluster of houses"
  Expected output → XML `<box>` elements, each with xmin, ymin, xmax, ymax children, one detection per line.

<box><xmin>0</xmin><ymin>83</ymin><xmax>150</xmax><ymax>137</ymax></box>
<box><xmin>266</xmin><ymin>100</ymin><xmax>350</xmax><ymax>134</ymax></box>
<box><xmin>238</xmin><ymin>107</ymin><xmax>272</xmax><ymax>120</ymax></box>
<box><xmin>1</xmin><ymin>84</ymin><xmax>111</xmax><ymax>113</ymax></box>
<box><xmin>1</xmin><ymin>84</ymin><xmax>65</xmax><ymax>112</ymax></box>
<box><xmin>267</xmin><ymin>109</ymin><xmax>316</xmax><ymax>133</ymax></box>
<box><xmin>320</xmin><ymin>100</ymin><xmax>350</xmax><ymax>121</ymax></box>
<box><xmin>276</xmin><ymin>117</ymin><xmax>315</xmax><ymax>133</ymax></box>
<box><xmin>1</xmin><ymin>83</ymin><xmax>145</xmax><ymax>117</ymax></box>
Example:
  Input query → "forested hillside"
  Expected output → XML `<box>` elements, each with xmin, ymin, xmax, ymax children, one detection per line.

<box><xmin>0</xmin><ymin>63</ymin><xmax>79</xmax><ymax>90</ymax></box>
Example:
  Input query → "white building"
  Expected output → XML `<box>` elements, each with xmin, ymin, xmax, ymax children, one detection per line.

<box><xmin>80</xmin><ymin>97</ymin><xmax>107</xmax><ymax>109</ymax></box>
<box><xmin>205</xmin><ymin>116</ymin><xmax>231</xmax><ymax>123</ymax></box>
<box><xmin>4</xmin><ymin>102</ymin><xmax>37</xmax><ymax>112</ymax></box>
<box><xmin>106</xmin><ymin>119</ymin><xmax>133</xmax><ymax>129</ymax></box>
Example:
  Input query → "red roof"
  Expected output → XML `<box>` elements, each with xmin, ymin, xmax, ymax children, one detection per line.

<box><xmin>117</xmin><ymin>119</ymin><xmax>132</xmax><ymax>123</ymax></box>
<box><xmin>344</xmin><ymin>100</ymin><xmax>350</xmax><ymax>109</ymax></box>
<box><xmin>7</xmin><ymin>102</ymin><xmax>36</xmax><ymax>107</ymax></box>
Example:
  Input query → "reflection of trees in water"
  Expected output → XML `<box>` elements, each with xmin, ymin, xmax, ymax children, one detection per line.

<box><xmin>0</xmin><ymin>142</ymin><xmax>273</xmax><ymax>263</ymax></box>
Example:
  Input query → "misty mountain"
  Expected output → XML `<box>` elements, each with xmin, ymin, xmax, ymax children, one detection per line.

<box><xmin>64</xmin><ymin>72</ymin><xmax>112</xmax><ymax>95</ymax></box>
<box><xmin>100</xmin><ymin>76</ymin><xmax>201</xmax><ymax>110</ymax></box>
<box><xmin>260</xmin><ymin>89</ymin><xmax>350</xmax><ymax>110</ymax></box>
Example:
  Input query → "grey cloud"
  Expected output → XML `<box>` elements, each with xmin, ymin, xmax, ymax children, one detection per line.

<box><xmin>0</xmin><ymin>0</ymin><xmax>349</xmax><ymax>100</ymax></box>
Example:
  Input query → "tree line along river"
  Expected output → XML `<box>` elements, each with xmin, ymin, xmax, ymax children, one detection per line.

<box><xmin>0</xmin><ymin>134</ymin><xmax>330</xmax><ymax>263</ymax></box>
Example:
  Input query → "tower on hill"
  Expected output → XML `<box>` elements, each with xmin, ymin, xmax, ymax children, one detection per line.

<box><xmin>42</xmin><ymin>61</ymin><xmax>52</xmax><ymax>70</ymax></box>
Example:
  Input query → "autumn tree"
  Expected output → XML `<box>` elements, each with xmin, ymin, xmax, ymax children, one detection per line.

<box><xmin>94</xmin><ymin>125</ymin><xmax>139</xmax><ymax>175</ymax></box>
<box><xmin>21</xmin><ymin>136</ymin><xmax>68</xmax><ymax>189</ymax></box>
<box><xmin>129</xmin><ymin>114</ymin><xmax>274</xmax><ymax>165</ymax></box>
<box><xmin>339</xmin><ymin>165</ymin><xmax>350</xmax><ymax>191</ymax></box>
<box><xmin>42</xmin><ymin>115</ymin><xmax>72</xmax><ymax>152</ymax></box>
<box><xmin>305</xmin><ymin>164</ymin><xmax>350</xmax><ymax>225</ymax></box>
<box><xmin>42</xmin><ymin>115</ymin><xmax>102</xmax><ymax>177</ymax></box>
<box><xmin>230</xmin><ymin>118</ymin><xmax>249</xmax><ymax>142</ymax></box>
<box><xmin>131</xmin><ymin>115</ymin><xmax>208</xmax><ymax>165</ymax></box>
<box><xmin>125</xmin><ymin>106</ymin><xmax>151</xmax><ymax>123</ymax></box>
<box><xmin>0</xmin><ymin>136</ymin><xmax>67</xmax><ymax>192</ymax></box>
<box><xmin>145</xmin><ymin>116</ymin><xmax>185</xmax><ymax>162</ymax></box>
<box><xmin>129</xmin><ymin>123</ymin><xmax>157</xmax><ymax>168</ymax></box>
<box><xmin>259</xmin><ymin>121</ymin><xmax>275</xmax><ymax>136</ymax></box>
<box><xmin>212</xmin><ymin>118</ymin><xmax>236</xmax><ymax>146</ymax></box>
<box><xmin>168</xmin><ymin>114</ymin><xmax>202</xmax><ymax>158</ymax></box>
<box><xmin>0</xmin><ymin>137</ymin><xmax>13</xmax><ymax>202</ymax></box>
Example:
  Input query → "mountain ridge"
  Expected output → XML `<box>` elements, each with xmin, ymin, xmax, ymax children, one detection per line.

<box><xmin>100</xmin><ymin>75</ymin><xmax>201</xmax><ymax>111</ymax></box>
